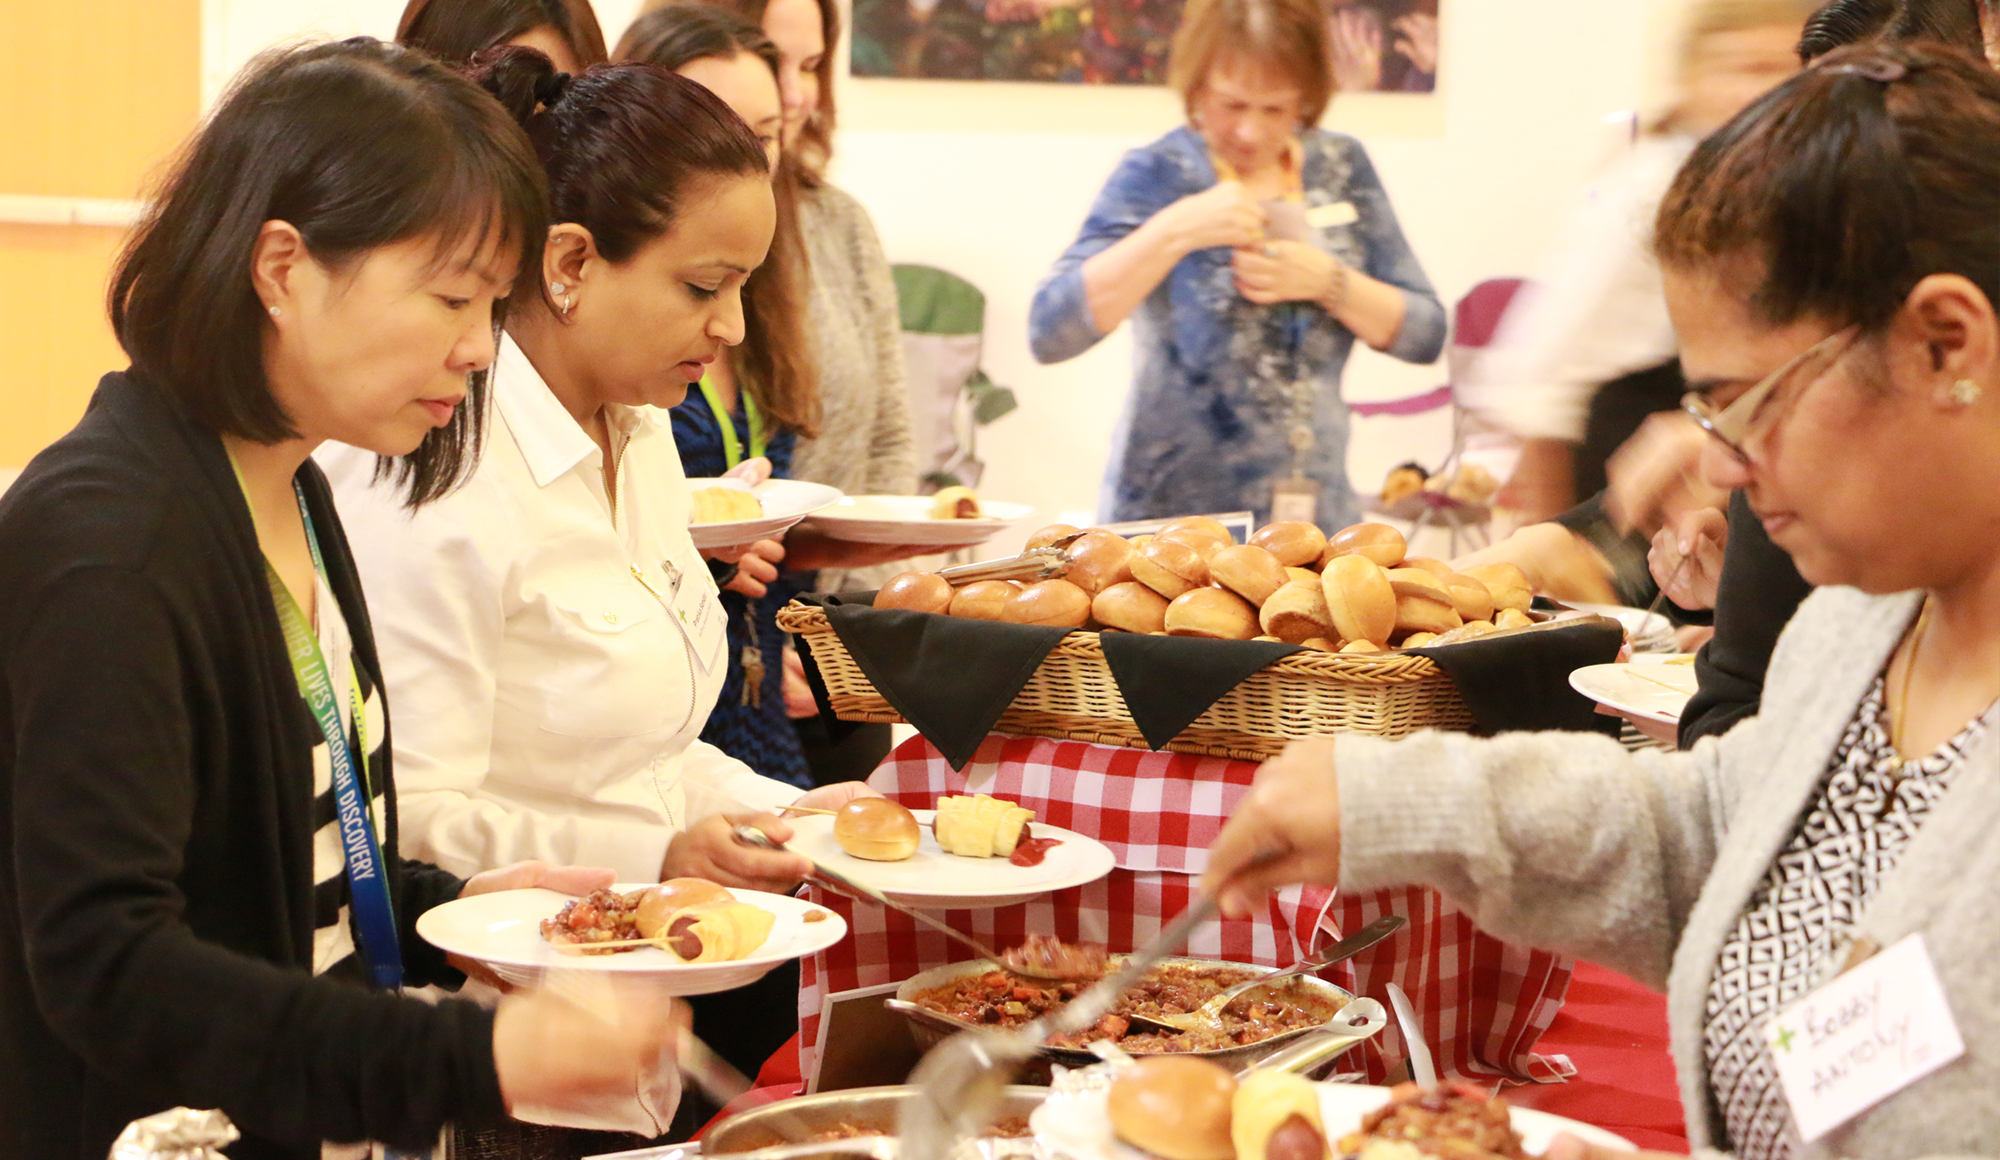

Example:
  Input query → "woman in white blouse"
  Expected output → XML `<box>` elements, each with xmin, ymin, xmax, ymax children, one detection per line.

<box><xmin>323</xmin><ymin>53</ymin><xmax>869</xmax><ymax>893</ymax></box>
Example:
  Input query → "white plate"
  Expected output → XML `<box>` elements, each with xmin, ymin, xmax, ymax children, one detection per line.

<box><xmin>1033</xmin><ymin>1073</ymin><xmax>1634</xmax><ymax>1160</ymax></box>
<box><xmin>801</xmin><ymin>494</ymin><xmax>1036</xmax><ymax>547</ymax></box>
<box><xmin>413</xmin><ymin>884</ymin><xmax>847</xmax><ymax>993</ymax></box>
<box><xmin>1555</xmin><ymin>602</ymin><xmax>1678</xmax><ymax>653</ymax></box>
<box><xmin>686</xmin><ymin>478</ymin><xmax>843</xmax><ymax>550</ymax></box>
<box><xmin>787</xmin><ymin>809</ymin><xmax>1115</xmax><ymax>909</ymax></box>
<box><xmin>1569</xmin><ymin>659</ymin><xmax>1700</xmax><ymax>727</ymax></box>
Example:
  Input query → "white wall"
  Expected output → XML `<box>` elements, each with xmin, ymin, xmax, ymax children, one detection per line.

<box><xmin>206</xmin><ymin>0</ymin><xmax>1694</xmax><ymax>545</ymax></box>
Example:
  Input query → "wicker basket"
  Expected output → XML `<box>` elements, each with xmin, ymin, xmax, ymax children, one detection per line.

<box><xmin>777</xmin><ymin>603</ymin><xmax>1475</xmax><ymax>761</ymax></box>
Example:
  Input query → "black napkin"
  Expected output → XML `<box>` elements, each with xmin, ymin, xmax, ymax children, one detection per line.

<box><xmin>799</xmin><ymin>593</ymin><xmax>1074</xmax><ymax>769</ymax></box>
<box><xmin>1098</xmin><ymin>633</ymin><xmax>1301</xmax><ymax>749</ymax></box>
<box><xmin>1410</xmin><ymin>619</ymin><xmax>1625</xmax><ymax>736</ymax></box>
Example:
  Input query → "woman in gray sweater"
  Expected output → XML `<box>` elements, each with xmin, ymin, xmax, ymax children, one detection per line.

<box><xmin>1208</xmin><ymin>42</ymin><xmax>2000</xmax><ymax>1160</ymax></box>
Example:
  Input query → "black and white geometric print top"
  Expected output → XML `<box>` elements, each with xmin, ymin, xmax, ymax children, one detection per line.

<box><xmin>305</xmin><ymin>573</ymin><xmax>391</xmax><ymax>980</ymax></box>
<box><xmin>1703</xmin><ymin>673</ymin><xmax>1992</xmax><ymax>1160</ymax></box>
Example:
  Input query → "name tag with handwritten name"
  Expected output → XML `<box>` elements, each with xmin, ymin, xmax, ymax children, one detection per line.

<box><xmin>1761</xmin><ymin>933</ymin><xmax>1965</xmax><ymax>1141</ymax></box>
<box><xmin>1307</xmin><ymin>201</ymin><xmax>1359</xmax><ymax>229</ymax></box>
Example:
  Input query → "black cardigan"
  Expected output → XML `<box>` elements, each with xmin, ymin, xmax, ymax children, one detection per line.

<box><xmin>0</xmin><ymin>374</ymin><xmax>508</xmax><ymax>1159</ymax></box>
<box><xmin>1678</xmin><ymin>489</ymin><xmax>1814</xmax><ymax>746</ymax></box>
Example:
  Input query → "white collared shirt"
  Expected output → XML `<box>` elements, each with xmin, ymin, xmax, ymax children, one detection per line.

<box><xmin>319</xmin><ymin>335</ymin><xmax>799</xmax><ymax>882</ymax></box>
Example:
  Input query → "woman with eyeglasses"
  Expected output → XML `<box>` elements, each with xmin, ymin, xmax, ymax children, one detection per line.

<box><xmin>1205</xmin><ymin>41</ymin><xmax>2000</xmax><ymax>1160</ymax></box>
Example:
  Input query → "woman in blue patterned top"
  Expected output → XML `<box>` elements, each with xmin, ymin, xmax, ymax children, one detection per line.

<box><xmin>1030</xmin><ymin>0</ymin><xmax>1447</xmax><ymax>533</ymax></box>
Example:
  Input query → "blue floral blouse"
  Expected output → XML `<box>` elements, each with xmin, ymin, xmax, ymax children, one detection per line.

<box><xmin>1030</xmin><ymin>125</ymin><xmax>1447</xmax><ymax>532</ymax></box>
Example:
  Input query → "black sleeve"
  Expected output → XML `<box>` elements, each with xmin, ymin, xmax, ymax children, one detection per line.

<box><xmin>1545</xmin><ymin>494</ymin><xmax>1710</xmax><ymax>623</ymax></box>
<box><xmin>1678</xmin><ymin>491</ymin><xmax>1814</xmax><ymax>747</ymax></box>
<box><xmin>7</xmin><ymin>567</ymin><xmax>507</xmax><ymax>1149</ymax></box>
<box><xmin>397</xmin><ymin>857</ymin><xmax>471</xmax><ymax>989</ymax></box>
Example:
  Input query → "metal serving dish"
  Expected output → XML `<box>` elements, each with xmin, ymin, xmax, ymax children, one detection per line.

<box><xmin>705</xmin><ymin>1084</ymin><xmax>1050</xmax><ymax>1156</ymax></box>
<box><xmin>886</xmin><ymin>955</ymin><xmax>1362</xmax><ymax>1073</ymax></box>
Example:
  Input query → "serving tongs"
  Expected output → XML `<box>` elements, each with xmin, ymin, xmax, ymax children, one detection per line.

<box><xmin>932</xmin><ymin>533</ymin><xmax>1087</xmax><ymax>587</ymax></box>
<box><xmin>731</xmin><ymin>825</ymin><xmax>1080</xmax><ymax>983</ymax></box>
<box><xmin>1119</xmin><ymin>914</ymin><xmax>1405</xmax><ymax>1035</ymax></box>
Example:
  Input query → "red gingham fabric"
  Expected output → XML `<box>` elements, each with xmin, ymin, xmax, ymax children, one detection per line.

<box><xmin>797</xmin><ymin>734</ymin><xmax>1576</xmax><ymax>1089</ymax></box>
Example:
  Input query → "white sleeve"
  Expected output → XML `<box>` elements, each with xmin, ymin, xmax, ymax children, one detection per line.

<box><xmin>322</xmin><ymin>448</ymin><xmax>677</xmax><ymax>883</ymax></box>
<box><xmin>1459</xmin><ymin>140</ymin><xmax>1690</xmax><ymax>442</ymax></box>
<box><xmin>677</xmin><ymin>740</ymin><xmax>806</xmax><ymax>825</ymax></box>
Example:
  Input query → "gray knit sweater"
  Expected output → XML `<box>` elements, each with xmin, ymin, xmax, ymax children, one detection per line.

<box><xmin>1335</xmin><ymin>586</ymin><xmax>1998</xmax><ymax>1158</ymax></box>
<box><xmin>791</xmin><ymin>181</ymin><xmax>916</xmax><ymax>594</ymax></box>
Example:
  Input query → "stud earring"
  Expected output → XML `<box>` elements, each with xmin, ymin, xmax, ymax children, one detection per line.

<box><xmin>268</xmin><ymin>305</ymin><xmax>282</xmax><ymax>318</ymax></box>
<box><xmin>1951</xmin><ymin>379</ymin><xmax>1984</xmax><ymax>406</ymax></box>
<box><xmin>550</xmin><ymin>281</ymin><xmax>566</xmax><ymax>295</ymax></box>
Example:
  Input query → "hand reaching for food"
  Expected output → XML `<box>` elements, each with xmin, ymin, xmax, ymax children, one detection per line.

<box><xmin>1649</xmin><ymin>506</ymin><xmax>1728</xmax><ymax>610</ymax></box>
<box><xmin>492</xmin><ymin>976</ymin><xmax>683</xmax><ymax>1133</ymax></box>
<box><xmin>1605</xmin><ymin>412</ymin><xmax>1725</xmax><ymax>537</ymax></box>
<box><xmin>1201</xmin><ymin>736</ymin><xmax>1344</xmax><ymax>917</ymax></box>
<box><xmin>662</xmin><ymin>813</ymin><xmax>809</xmax><ymax>892</ymax></box>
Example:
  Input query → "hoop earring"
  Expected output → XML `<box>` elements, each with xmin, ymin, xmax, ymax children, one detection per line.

<box><xmin>1951</xmin><ymin>379</ymin><xmax>1984</xmax><ymax>406</ymax></box>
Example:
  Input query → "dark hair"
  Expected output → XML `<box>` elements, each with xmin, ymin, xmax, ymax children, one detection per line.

<box><xmin>615</xmin><ymin>4</ymin><xmax>819</xmax><ymax>437</ymax></box>
<box><xmin>110</xmin><ymin>37</ymin><xmax>549</xmax><ymax>507</ymax></box>
<box><xmin>1656</xmin><ymin>42</ymin><xmax>2000</xmax><ymax>336</ymax></box>
<box><xmin>649</xmin><ymin>0</ymin><xmax>842</xmax><ymax>185</ymax></box>
<box><xmin>1797</xmin><ymin>0</ymin><xmax>1983</xmax><ymax>59</ymax></box>
<box><xmin>397</xmin><ymin>0</ymin><xmax>609</xmax><ymax>66</ymax></box>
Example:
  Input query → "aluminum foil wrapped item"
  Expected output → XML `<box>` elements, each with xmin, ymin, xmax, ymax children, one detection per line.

<box><xmin>109</xmin><ymin>1108</ymin><xmax>240</xmax><ymax>1160</ymax></box>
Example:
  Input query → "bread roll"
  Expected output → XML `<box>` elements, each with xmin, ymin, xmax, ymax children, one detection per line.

<box><xmin>1400</xmin><ymin>556</ymin><xmax>1451</xmax><ymax>577</ymax></box>
<box><xmin>1434</xmin><ymin>619</ymin><xmax>1497</xmax><ymax>644</ymax></box>
<box><xmin>1440</xmin><ymin>573</ymin><xmax>1495</xmax><ymax>623</ymax></box>
<box><xmin>1400</xmin><ymin>632</ymin><xmax>1439</xmax><ymax>648</ymax></box>
<box><xmin>950</xmin><ymin>580</ymin><xmax>1020</xmax><ymax>621</ymax></box>
<box><xmin>929</xmin><ymin>485</ymin><xmax>982</xmax><ymax>519</ymax></box>
<box><xmin>1494</xmin><ymin>607</ymin><xmax>1534</xmax><ymax>630</ymax></box>
<box><xmin>1005</xmin><ymin>579</ymin><xmax>1092</xmax><ymax>627</ymax></box>
<box><xmin>1165</xmin><ymin>588</ymin><xmax>1260</xmax><ymax>640</ymax></box>
<box><xmin>876</xmin><ymin>572</ymin><xmax>953</xmax><ymax>614</ymax></box>
<box><xmin>1320</xmin><ymin>556</ymin><xmax>1396</xmax><ymax>646</ymax></box>
<box><xmin>1108</xmin><ymin>1057</ymin><xmax>1238</xmax><ymax>1160</ymax></box>
<box><xmin>1340</xmin><ymin>639</ymin><xmax>1382</xmax><ymax>654</ymax></box>
<box><xmin>1162</xmin><ymin>516</ymin><xmax>1232</xmax><ymax>543</ymax></box>
<box><xmin>1093</xmin><ymin>581</ymin><xmax>1170</xmax><ymax>634</ymax></box>
<box><xmin>1131</xmin><ymin>538</ymin><xmax>1210</xmax><ymax>599</ymax></box>
<box><xmin>1249</xmin><ymin>521</ymin><xmax>1329</xmax><ymax>568</ymax></box>
<box><xmin>1159</xmin><ymin>527</ymin><xmax>1227</xmax><ymax>560</ymax></box>
<box><xmin>1394</xmin><ymin>593</ymin><xmax>1462</xmax><ymax>636</ymax></box>
<box><xmin>1285</xmin><ymin>566</ymin><xmax>1320</xmax><ymax>585</ymax></box>
<box><xmin>1385</xmin><ymin>568</ymin><xmax>1450</xmax><ymax>602</ymax></box>
<box><xmin>1322</xmin><ymin>523</ymin><xmax>1407</xmax><ymax>569</ymax></box>
<box><xmin>1233</xmin><ymin>1071</ymin><xmax>1330</xmax><ymax>1160</ymax></box>
<box><xmin>1209</xmin><ymin>545</ymin><xmax>1289</xmax><ymax>607</ymax></box>
<box><xmin>1464</xmin><ymin>562</ymin><xmax>1532</xmax><ymax>613</ymax></box>
<box><xmin>1301</xmin><ymin>637</ymin><xmax>1337</xmax><ymax>651</ymax></box>
<box><xmin>1026</xmin><ymin>522</ymin><xmax>1082</xmax><ymax>551</ymax></box>
<box><xmin>1260</xmin><ymin>579</ymin><xmax>1334</xmax><ymax>644</ymax></box>
<box><xmin>833</xmin><ymin>798</ymin><xmax>921</xmax><ymax>861</ymax></box>
<box><xmin>635</xmin><ymin>878</ymin><xmax>734</xmax><ymax>939</ymax></box>
<box><xmin>1064</xmin><ymin>530</ymin><xmax>1136</xmax><ymax>596</ymax></box>
<box><xmin>1128</xmin><ymin>534</ymin><xmax>1155</xmax><ymax>550</ymax></box>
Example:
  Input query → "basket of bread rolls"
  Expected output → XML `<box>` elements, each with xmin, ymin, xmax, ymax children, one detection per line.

<box><xmin>774</xmin><ymin>518</ymin><xmax>1549</xmax><ymax>760</ymax></box>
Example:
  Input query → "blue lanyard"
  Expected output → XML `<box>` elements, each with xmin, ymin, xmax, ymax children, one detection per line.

<box><xmin>261</xmin><ymin>478</ymin><xmax>404</xmax><ymax>991</ymax></box>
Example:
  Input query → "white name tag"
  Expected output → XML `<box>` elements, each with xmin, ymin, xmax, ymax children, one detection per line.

<box><xmin>1760</xmin><ymin>933</ymin><xmax>1965</xmax><ymax>1142</ymax></box>
<box><xmin>1307</xmin><ymin>201</ymin><xmax>1359</xmax><ymax>229</ymax></box>
<box><xmin>660</xmin><ymin>552</ymin><xmax>727</xmax><ymax>676</ymax></box>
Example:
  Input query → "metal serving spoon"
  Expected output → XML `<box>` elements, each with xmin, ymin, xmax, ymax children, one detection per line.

<box><xmin>1120</xmin><ymin>914</ymin><xmax>1405</xmax><ymax>1035</ymax></box>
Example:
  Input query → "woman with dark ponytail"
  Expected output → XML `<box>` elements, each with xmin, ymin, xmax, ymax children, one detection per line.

<box><xmin>320</xmin><ymin>48</ymin><xmax>877</xmax><ymax>1088</ymax></box>
<box><xmin>0</xmin><ymin>37</ymin><xmax>685</xmax><ymax>1159</ymax></box>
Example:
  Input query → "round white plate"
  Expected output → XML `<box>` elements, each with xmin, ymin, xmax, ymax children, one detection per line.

<box><xmin>686</xmin><ymin>478</ymin><xmax>843</xmax><ymax>550</ymax></box>
<box><xmin>1569</xmin><ymin>659</ymin><xmax>1700</xmax><ymax>727</ymax></box>
<box><xmin>800</xmin><ymin>494</ymin><xmax>1036</xmax><ymax>547</ymax></box>
<box><xmin>1033</xmin><ymin>1074</ymin><xmax>1634</xmax><ymax>1160</ymax></box>
<box><xmin>413</xmin><ymin>884</ymin><xmax>847</xmax><ymax>993</ymax></box>
<box><xmin>787</xmin><ymin>809</ymin><xmax>1115</xmax><ymax>909</ymax></box>
<box><xmin>1555</xmin><ymin>602</ymin><xmax>1677</xmax><ymax>653</ymax></box>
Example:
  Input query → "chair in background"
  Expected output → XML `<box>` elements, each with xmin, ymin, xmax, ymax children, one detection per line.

<box><xmin>891</xmin><ymin>264</ymin><xmax>1016</xmax><ymax>493</ymax></box>
<box><xmin>1353</xmin><ymin>277</ymin><xmax>1526</xmax><ymax>557</ymax></box>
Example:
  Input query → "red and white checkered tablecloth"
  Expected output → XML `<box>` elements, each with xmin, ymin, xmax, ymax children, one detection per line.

<box><xmin>797</xmin><ymin>734</ymin><xmax>1576</xmax><ymax>1089</ymax></box>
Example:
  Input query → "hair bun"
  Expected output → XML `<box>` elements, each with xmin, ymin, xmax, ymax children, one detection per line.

<box><xmin>534</xmin><ymin>70</ymin><xmax>572</xmax><ymax>108</ymax></box>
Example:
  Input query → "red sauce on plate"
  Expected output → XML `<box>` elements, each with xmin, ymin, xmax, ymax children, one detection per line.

<box><xmin>1009</xmin><ymin>824</ymin><xmax>1062</xmax><ymax>867</ymax></box>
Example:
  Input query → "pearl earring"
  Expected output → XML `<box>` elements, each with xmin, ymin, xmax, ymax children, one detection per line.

<box><xmin>550</xmin><ymin>282</ymin><xmax>566</xmax><ymax>295</ymax></box>
<box><xmin>1951</xmin><ymin>379</ymin><xmax>1984</xmax><ymax>406</ymax></box>
<box><xmin>268</xmin><ymin>305</ymin><xmax>282</xmax><ymax>318</ymax></box>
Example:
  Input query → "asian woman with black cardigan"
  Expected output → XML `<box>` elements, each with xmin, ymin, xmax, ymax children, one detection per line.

<box><xmin>0</xmin><ymin>39</ymin><xmax>682</xmax><ymax>1159</ymax></box>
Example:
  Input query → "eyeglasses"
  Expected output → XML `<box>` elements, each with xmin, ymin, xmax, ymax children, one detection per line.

<box><xmin>1680</xmin><ymin>326</ymin><xmax>1860</xmax><ymax>463</ymax></box>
